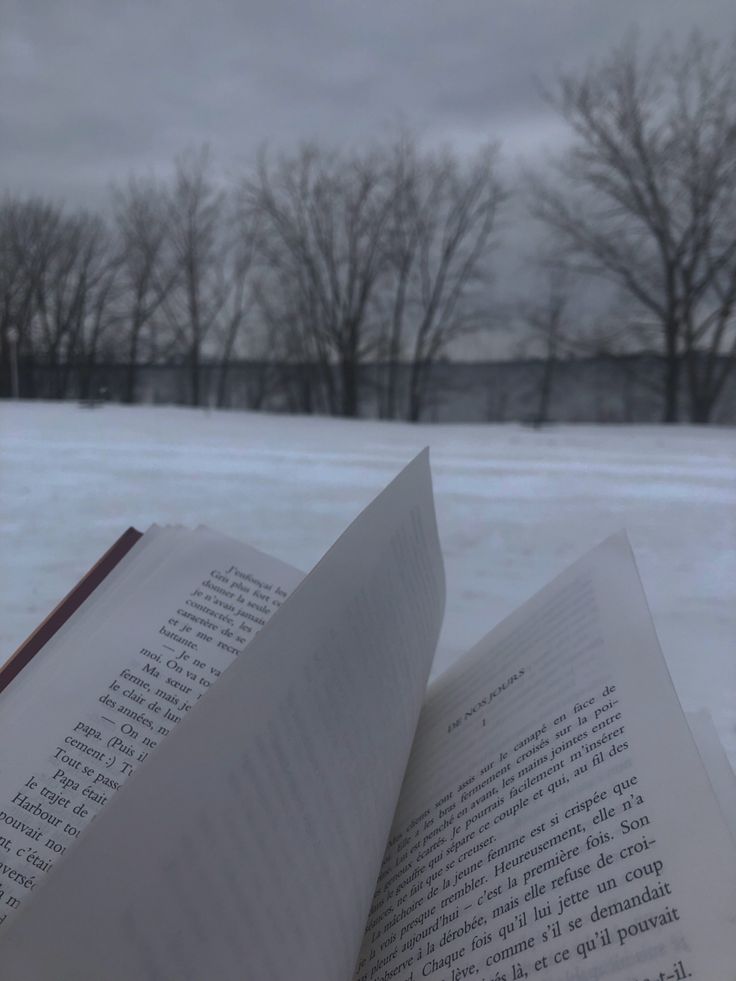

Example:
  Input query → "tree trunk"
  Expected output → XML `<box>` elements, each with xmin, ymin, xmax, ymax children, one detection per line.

<box><xmin>684</xmin><ymin>346</ymin><xmax>735</xmax><ymax>425</ymax></box>
<box><xmin>339</xmin><ymin>357</ymin><xmax>358</xmax><ymax>417</ymax></box>
<box><xmin>125</xmin><ymin>324</ymin><xmax>141</xmax><ymax>404</ymax></box>
<box><xmin>216</xmin><ymin>360</ymin><xmax>230</xmax><ymax>408</ymax></box>
<box><xmin>407</xmin><ymin>359</ymin><xmax>427</xmax><ymax>422</ymax></box>
<box><xmin>689</xmin><ymin>396</ymin><xmax>713</xmax><ymax>424</ymax></box>
<box><xmin>0</xmin><ymin>325</ymin><xmax>10</xmax><ymax>398</ymax></box>
<box><xmin>534</xmin><ymin>354</ymin><xmax>556</xmax><ymax>427</ymax></box>
<box><xmin>190</xmin><ymin>345</ymin><xmax>200</xmax><ymax>406</ymax></box>
<box><xmin>662</xmin><ymin>325</ymin><xmax>680</xmax><ymax>423</ymax></box>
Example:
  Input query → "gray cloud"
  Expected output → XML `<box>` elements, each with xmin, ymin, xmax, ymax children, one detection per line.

<box><xmin>2</xmin><ymin>0</ymin><xmax>734</xmax><ymax>208</ymax></box>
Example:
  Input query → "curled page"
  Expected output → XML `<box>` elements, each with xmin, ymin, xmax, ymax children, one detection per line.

<box><xmin>355</xmin><ymin>533</ymin><xmax>736</xmax><ymax>981</ymax></box>
<box><xmin>0</xmin><ymin>450</ymin><xmax>446</xmax><ymax>981</ymax></box>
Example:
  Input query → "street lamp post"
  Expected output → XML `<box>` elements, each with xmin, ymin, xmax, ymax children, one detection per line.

<box><xmin>6</xmin><ymin>327</ymin><xmax>20</xmax><ymax>398</ymax></box>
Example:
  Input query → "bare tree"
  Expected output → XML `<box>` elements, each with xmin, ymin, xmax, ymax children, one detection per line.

<box><xmin>113</xmin><ymin>178</ymin><xmax>178</xmax><ymax>402</ymax></box>
<box><xmin>252</xmin><ymin>268</ymin><xmax>335</xmax><ymax>414</ymax></box>
<box><xmin>0</xmin><ymin>197</ymin><xmax>63</xmax><ymax>397</ymax></box>
<box><xmin>75</xmin><ymin>229</ymin><xmax>121</xmax><ymax>401</ymax></box>
<box><xmin>0</xmin><ymin>199</ymin><xmax>30</xmax><ymax>396</ymax></box>
<box><xmin>401</xmin><ymin>145</ymin><xmax>504</xmax><ymax>422</ymax></box>
<box><xmin>30</xmin><ymin>210</ymin><xmax>115</xmax><ymax>398</ymax></box>
<box><xmin>684</xmin><ymin>251</ymin><xmax>736</xmax><ymax>423</ymax></box>
<box><xmin>242</xmin><ymin>144</ymin><xmax>393</xmax><ymax>417</ymax></box>
<box><xmin>673</xmin><ymin>39</ymin><xmax>736</xmax><ymax>422</ymax></box>
<box><xmin>162</xmin><ymin>148</ymin><xmax>231</xmax><ymax>406</ymax></box>
<box><xmin>531</xmin><ymin>32</ymin><xmax>736</xmax><ymax>423</ymax></box>
<box><xmin>213</xmin><ymin>200</ymin><xmax>261</xmax><ymax>408</ymax></box>
<box><xmin>377</xmin><ymin>135</ymin><xmax>422</xmax><ymax>419</ymax></box>
<box><xmin>518</xmin><ymin>257</ymin><xmax>572</xmax><ymax>426</ymax></box>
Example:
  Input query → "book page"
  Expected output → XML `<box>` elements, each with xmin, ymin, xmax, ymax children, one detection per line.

<box><xmin>686</xmin><ymin>709</ymin><xmax>736</xmax><ymax>844</ymax></box>
<box><xmin>0</xmin><ymin>526</ymin><xmax>302</xmax><ymax>931</ymax></box>
<box><xmin>355</xmin><ymin>534</ymin><xmax>736</xmax><ymax>981</ymax></box>
<box><xmin>0</xmin><ymin>450</ymin><xmax>446</xmax><ymax>981</ymax></box>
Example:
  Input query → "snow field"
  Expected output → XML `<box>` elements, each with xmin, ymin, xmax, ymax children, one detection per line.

<box><xmin>1</xmin><ymin>401</ymin><xmax>734</xmax><ymax>765</ymax></box>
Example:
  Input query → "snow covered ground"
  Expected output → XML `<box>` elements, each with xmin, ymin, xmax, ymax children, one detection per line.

<box><xmin>1</xmin><ymin>401</ymin><xmax>734</xmax><ymax>766</ymax></box>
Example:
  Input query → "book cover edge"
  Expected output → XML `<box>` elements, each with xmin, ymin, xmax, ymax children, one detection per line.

<box><xmin>0</xmin><ymin>527</ymin><xmax>143</xmax><ymax>694</ymax></box>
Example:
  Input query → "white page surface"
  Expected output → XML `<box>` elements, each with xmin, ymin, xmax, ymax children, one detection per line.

<box><xmin>0</xmin><ymin>451</ymin><xmax>446</xmax><ymax>981</ymax></box>
<box><xmin>356</xmin><ymin>534</ymin><xmax>736</xmax><ymax>981</ymax></box>
<box><xmin>686</xmin><ymin>708</ymin><xmax>736</xmax><ymax>844</ymax></box>
<box><xmin>0</xmin><ymin>526</ymin><xmax>302</xmax><ymax>930</ymax></box>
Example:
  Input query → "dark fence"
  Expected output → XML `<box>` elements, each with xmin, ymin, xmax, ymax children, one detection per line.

<box><xmin>7</xmin><ymin>354</ymin><xmax>736</xmax><ymax>424</ymax></box>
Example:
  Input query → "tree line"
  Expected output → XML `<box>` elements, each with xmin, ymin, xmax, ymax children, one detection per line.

<box><xmin>1</xmin><ymin>33</ymin><xmax>734</xmax><ymax>423</ymax></box>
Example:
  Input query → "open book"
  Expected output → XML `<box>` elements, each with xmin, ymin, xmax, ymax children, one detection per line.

<box><xmin>0</xmin><ymin>452</ymin><xmax>734</xmax><ymax>980</ymax></box>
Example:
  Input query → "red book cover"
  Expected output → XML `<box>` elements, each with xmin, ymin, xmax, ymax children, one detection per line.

<box><xmin>0</xmin><ymin>527</ymin><xmax>143</xmax><ymax>694</ymax></box>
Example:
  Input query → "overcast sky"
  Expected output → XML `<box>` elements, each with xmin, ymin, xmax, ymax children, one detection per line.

<box><xmin>3</xmin><ymin>0</ymin><xmax>734</xmax><ymax>209</ymax></box>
